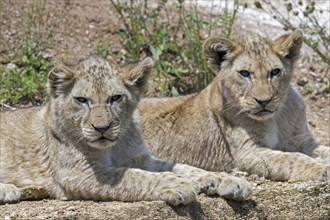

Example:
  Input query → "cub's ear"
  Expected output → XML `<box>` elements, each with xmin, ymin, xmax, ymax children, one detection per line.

<box><xmin>271</xmin><ymin>30</ymin><xmax>303</xmax><ymax>63</ymax></box>
<box><xmin>203</xmin><ymin>36</ymin><xmax>241</xmax><ymax>72</ymax></box>
<box><xmin>47</xmin><ymin>59</ymin><xmax>75</xmax><ymax>97</ymax></box>
<box><xmin>123</xmin><ymin>57</ymin><xmax>154</xmax><ymax>93</ymax></box>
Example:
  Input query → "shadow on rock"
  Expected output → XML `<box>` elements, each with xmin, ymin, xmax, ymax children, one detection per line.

<box><xmin>170</xmin><ymin>201</ymin><xmax>205</xmax><ymax>220</ymax></box>
<box><xmin>226</xmin><ymin>199</ymin><xmax>258</xmax><ymax>217</ymax></box>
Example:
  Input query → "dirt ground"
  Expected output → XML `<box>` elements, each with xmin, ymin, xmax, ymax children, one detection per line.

<box><xmin>0</xmin><ymin>0</ymin><xmax>329</xmax><ymax>219</ymax></box>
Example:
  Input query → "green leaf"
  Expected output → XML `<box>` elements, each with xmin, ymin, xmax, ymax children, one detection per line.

<box><xmin>286</xmin><ymin>3</ymin><xmax>292</xmax><ymax>12</ymax></box>
<box><xmin>149</xmin><ymin>45</ymin><xmax>159</xmax><ymax>61</ymax></box>
<box><xmin>171</xmin><ymin>86</ymin><xmax>179</xmax><ymax>97</ymax></box>
<box><xmin>254</xmin><ymin>1</ymin><xmax>263</xmax><ymax>9</ymax></box>
<box><xmin>21</xmin><ymin>55</ymin><xmax>29</xmax><ymax>65</ymax></box>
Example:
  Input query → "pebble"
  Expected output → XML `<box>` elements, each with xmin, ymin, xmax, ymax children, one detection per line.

<box><xmin>5</xmin><ymin>63</ymin><xmax>16</xmax><ymax>72</ymax></box>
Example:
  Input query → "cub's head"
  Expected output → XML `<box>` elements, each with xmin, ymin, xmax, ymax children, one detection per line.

<box><xmin>47</xmin><ymin>56</ymin><xmax>153</xmax><ymax>149</ymax></box>
<box><xmin>203</xmin><ymin>30</ymin><xmax>303</xmax><ymax>121</ymax></box>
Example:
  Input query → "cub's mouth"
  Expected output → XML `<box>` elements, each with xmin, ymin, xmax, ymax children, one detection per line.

<box><xmin>87</xmin><ymin>135</ymin><xmax>119</xmax><ymax>149</ymax></box>
<box><xmin>92</xmin><ymin>136</ymin><xmax>117</xmax><ymax>142</ymax></box>
<box><xmin>254</xmin><ymin>109</ymin><xmax>274</xmax><ymax>116</ymax></box>
<box><xmin>249</xmin><ymin>108</ymin><xmax>275</xmax><ymax>120</ymax></box>
<box><xmin>97</xmin><ymin>137</ymin><xmax>109</xmax><ymax>142</ymax></box>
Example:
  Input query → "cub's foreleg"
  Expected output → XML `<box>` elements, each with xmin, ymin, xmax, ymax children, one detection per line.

<box><xmin>136</xmin><ymin>155</ymin><xmax>253</xmax><ymax>200</ymax></box>
<box><xmin>236</xmin><ymin>147</ymin><xmax>329</xmax><ymax>182</ymax></box>
<box><xmin>304</xmin><ymin>144</ymin><xmax>330</xmax><ymax>164</ymax></box>
<box><xmin>56</xmin><ymin>165</ymin><xmax>197</xmax><ymax>206</ymax></box>
<box><xmin>172</xmin><ymin>164</ymin><xmax>253</xmax><ymax>200</ymax></box>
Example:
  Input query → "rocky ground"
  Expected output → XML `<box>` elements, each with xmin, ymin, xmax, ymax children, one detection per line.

<box><xmin>0</xmin><ymin>0</ymin><xmax>329</xmax><ymax>219</ymax></box>
<box><xmin>1</xmin><ymin>180</ymin><xmax>329</xmax><ymax>219</ymax></box>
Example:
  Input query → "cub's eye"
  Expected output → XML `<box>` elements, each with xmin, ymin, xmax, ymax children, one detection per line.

<box><xmin>75</xmin><ymin>97</ymin><xmax>88</xmax><ymax>104</ymax></box>
<box><xmin>270</xmin><ymin>68</ymin><xmax>281</xmax><ymax>77</ymax></box>
<box><xmin>109</xmin><ymin>95</ymin><xmax>123</xmax><ymax>105</ymax></box>
<box><xmin>239</xmin><ymin>70</ymin><xmax>251</xmax><ymax>78</ymax></box>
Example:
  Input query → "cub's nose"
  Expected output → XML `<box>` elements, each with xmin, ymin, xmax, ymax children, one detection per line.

<box><xmin>255</xmin><ymin>98</ymin><xmax>272</xmax><ymax>106</ymax></box>
<box><xmin>92</xmin><ymin>124</ymin><xmax>110</xmax><ymax>133</ymax></box>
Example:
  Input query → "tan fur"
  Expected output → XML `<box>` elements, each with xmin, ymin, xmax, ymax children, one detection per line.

<box><xmin>0</xmin><ymin>56</ymin><xmax>252</xmax><ymax>205</ymax></box>
<box><xmin>139</xmin><ymin>30</ymin><xmax>330</xmax><ymax>182</ymax></box>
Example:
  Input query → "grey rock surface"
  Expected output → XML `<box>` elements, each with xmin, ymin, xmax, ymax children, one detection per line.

<box><xmin>1</xmin><ymin>180</ymin><xmax>329</xmax><ymax>220</ymax></box>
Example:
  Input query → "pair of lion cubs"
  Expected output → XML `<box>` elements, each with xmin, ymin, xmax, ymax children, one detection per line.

<box><xmin>0</xmin><ymin>30</ymin><xmax>329</xmax><ymax>205</ymax></box>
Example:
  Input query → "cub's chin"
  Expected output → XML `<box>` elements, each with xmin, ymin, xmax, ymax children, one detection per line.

<box><xmin>88</xmin><ymin>137</ymin><xmax>118</xmax><ymax>149</ymax></box>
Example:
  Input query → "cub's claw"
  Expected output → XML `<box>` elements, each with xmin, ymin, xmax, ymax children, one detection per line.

<box><xmin>159</xmin><ymin>187</ymin><xmax>197</xmax><ymax>206</ymax></box>
<box><xmin>154</xmin><ymin>174</ymin><xmax>197</xmax><ymax>206</ymax></box>
<box><xmin>196</xmin><ymin>172</ymin><xmax>253</xmax><ymax>200</ymax></box>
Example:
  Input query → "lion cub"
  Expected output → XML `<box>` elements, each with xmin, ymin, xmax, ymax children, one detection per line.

<box><xmin>0</xmin><ymin>56</ymin><xmax>252</xmax><ymax>205</ymax></box>
<box><xmin>139</xmin><ymin>30</ymin><xmax>330</xmax><ymax>182</ymax></box>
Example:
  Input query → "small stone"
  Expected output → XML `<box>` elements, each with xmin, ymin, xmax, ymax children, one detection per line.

<box><xmin>297</xmin><ymin>77</ymin><xmax>308</xmax><ymax>86</ymax></box>
<box><xmin>20</xmin><ymin>185</ymin><xmax>49</xmax><ymax>201</ymax></box>
<box><xmin>5</xmin><ymin>63</ymin><xmax>16</xmax><ymax>72</ymax></box>
<box><xmin>66</xmin><ymin>206</ymin><xmax>76</xmax><ymax>211</ymax></box>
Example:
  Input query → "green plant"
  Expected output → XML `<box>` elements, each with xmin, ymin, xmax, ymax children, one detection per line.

<box><xmin>0</xmin><ymin>55</ymin><xmax>49</xmax><ymax>105</ymax></box>
<box><xmin>254</xmin><ymin>0</ymin><xmax>330</xmax><ymax>68</ymax></box>
<box><xmin>17</xmin><ymin>0</ymin><xmax>54</xmax><ymax>58</ymax></box>
<box><xmin>1</xmin><ymin>0</ymin><xmax>240</xmax><ymax>105</ymax></box>
<box><xmin>109</xmin><ymin>0</ymin><xmax>239</xmax><ymax>96</ymax></box>
<box><xmin>220</xmin><ymin>0</ymin><xmax>240</xmax><ymax>38</ymax></box>
<box><xmin>96</xmin><ymin>35</ymin><xmax>112</xmax><ymax>58</ymax></box>
<box><xmin>0</xmin><ymin>0</ymin><xmax>62</xmax><ymax>105</ymax></box>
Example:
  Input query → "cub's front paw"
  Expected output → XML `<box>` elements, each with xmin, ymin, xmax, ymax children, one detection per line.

<box><xmin>291</xmin><ymin>164</ymin><xmax>330</xmax><ymax>182</ymax></box>
<box><xmin>313</xmin><ymin>145</ymin><xmax>330</xmax><ymax>164</ymax></box>
<box><xmin>321</xmin><ymin>166</ymin><xmax>330</xmax><ymax>182</ymax></box>
<box><xmin>314</xmin><ymin>164</ymin><xmax>329</xmax><ymax>182</ymax></box>
<box><xmin>0</xmin><ymin>183</ymin><xmax>21</xmax><ymax>204</ymax></box>
<box><xmin>196</xmin><ymin>172</ymin><xmax>253</xmax><ymax>200</ymax></box>
<box><xmin>155</xmin><ymin>174</ymin><xmax>197</xmax><ymax>206</ymax></box>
